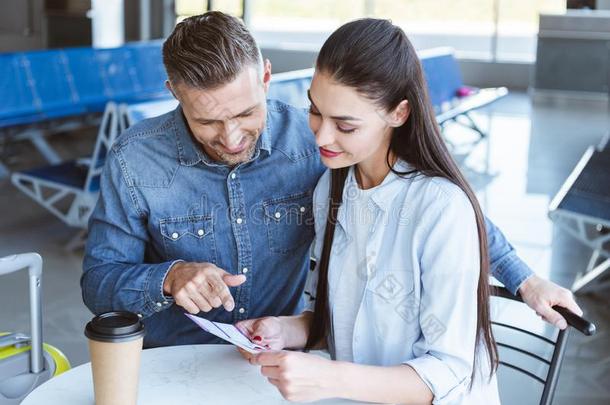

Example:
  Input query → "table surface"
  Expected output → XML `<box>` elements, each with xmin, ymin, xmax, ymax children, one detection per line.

<box><xmin>22</xmin><ymin>344</ymin><xmax>369</xmax><ymax>405</ymax></box>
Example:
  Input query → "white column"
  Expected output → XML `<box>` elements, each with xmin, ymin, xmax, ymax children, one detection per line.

<box><xmin>88</xmin><ymin>0</ymin><xmax>125</xmax><ymax>48</ymax></box>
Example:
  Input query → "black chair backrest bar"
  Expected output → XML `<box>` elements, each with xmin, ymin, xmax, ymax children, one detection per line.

<box><xmin>492</xmin><ymin>286</ymin><xmax>596</xmax><ymax>336</ymax></box>
<box><xmin>492</xmin><ymin>285</ymin><xmax>596</xmax><ymax>405</ymax></box>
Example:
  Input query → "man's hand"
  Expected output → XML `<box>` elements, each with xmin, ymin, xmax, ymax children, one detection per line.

<box><xmin>519</xmin><ymin>275</ymin><xmax>583</xmax><ymax>329</ymax></box>
<box><xmin>163</xmin><ymin>262</ymin><xmax>246</xmax><ymax>314</ymax></box>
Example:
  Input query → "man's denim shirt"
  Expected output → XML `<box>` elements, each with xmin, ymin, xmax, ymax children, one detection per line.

<box><xmin>81</xmin><ymin>99</ymin><xmax>533</xmax><ymax>348</ymax></box>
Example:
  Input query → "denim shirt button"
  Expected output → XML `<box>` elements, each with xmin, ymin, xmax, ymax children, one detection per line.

<box><xmin>230</xmin><ymin>173</ymin><xmax>236</xmax><ymax>180</ymax></box>
<box><xmin>236</xmin><ymin>218</ymin><xmax>243</xmax><ymax>224</ymax></box>
<box><xmin>197</xmin><ymin>229</ymin><xmax>204</xmax><ymax>236</ymax></box>
<box><xmin>299</xmin><ymin>206</ymin><xmax>306</xmax><ymax>213</ymax></box>
<box><xmin>242</xmin><ymin>267</ymin><xmax>248</xmax><ymax>274</ymax></box>
<box><xmin>274</xmin><ymin>212</ymin><xmax>281</xmax><ymax>219</ymax></box>
<box><xmin>238</xmin><ymin>308</ymin><xmax>245</xmax><ymax>314</ymax></box>
<box><xmin>171</xmin><ymin>232</ymin><xmax>179</xmax><ymax>239</ymax></box>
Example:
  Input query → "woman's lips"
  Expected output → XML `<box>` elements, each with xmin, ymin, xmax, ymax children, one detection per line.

<box><xmin>319</xmin><ymin>147</ymin><xmax>343</xmax><ymax>158</ymax></box>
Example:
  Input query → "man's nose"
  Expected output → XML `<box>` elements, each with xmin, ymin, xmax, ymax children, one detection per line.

<box><xmin>221</xmin><ymin>119</ymin><xmax>242</xmax><ymax>146</ymax></box>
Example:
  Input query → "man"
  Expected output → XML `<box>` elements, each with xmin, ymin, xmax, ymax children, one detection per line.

<box><xmin>81</xmin><ymin>12</ymin><xmax>582</xmax><ymax>348</ymax></box>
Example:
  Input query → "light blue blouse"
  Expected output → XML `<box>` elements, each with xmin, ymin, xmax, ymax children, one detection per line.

<box><xmin>304</xmin><ymin>162</ymin><xmax>500</xmax><ymax>404</ymax></box>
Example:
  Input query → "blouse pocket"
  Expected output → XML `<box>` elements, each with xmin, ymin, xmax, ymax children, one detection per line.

<box><xmin>364</xmin><ymin>268</ymin><xmax>417</xmax><ymax>338</ymax></box>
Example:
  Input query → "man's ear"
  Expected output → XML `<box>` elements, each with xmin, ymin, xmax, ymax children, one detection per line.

<box><xmin>388</xmin><ymin>99</ymin><xmax>410</xmax><ymax>127</ymax></box>
<box><xmin>262</xmin><ymin>59</ymin><xmax>272</xmax><ymax>93</ymax></box>
<box><xmin>165</xmin><ymin>80</ymin><xmax>179</xmax><ymax>100</ymax></box>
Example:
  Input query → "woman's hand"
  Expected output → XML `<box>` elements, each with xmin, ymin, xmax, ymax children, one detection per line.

<box><xmin>251</xmin><ymin>351</ymin><xmax>339</xmax><ymax>402</ymax></box>
<box><xmin>235</xmin><ymin>313</ymin><xmax>314</xmax><ymax>361</ymax></box>
<box><xmin>235</xmin><ymin>317</ymin><xmax>286</xmax><ymax>361</ymax></box>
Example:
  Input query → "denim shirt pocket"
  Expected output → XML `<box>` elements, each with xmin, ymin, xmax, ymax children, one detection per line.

<box><xmin>159</xmin><ymin>215</ymin><xmax>217</xmax><ymax>264</ymax></box>
<box><xmin>263</xmin><ymin>191</ymin><xmax>314</xmax><ymax>254</ymax></box>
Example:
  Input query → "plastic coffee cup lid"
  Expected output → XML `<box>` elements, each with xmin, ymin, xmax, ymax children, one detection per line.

<box><xmin>85</xmin><ymin>311</ymin><xmax>145</xmax><ymax>343</ymax></box>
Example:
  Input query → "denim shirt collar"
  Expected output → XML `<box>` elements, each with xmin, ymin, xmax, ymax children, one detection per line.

<box><xmin>171</xmin><ymin>104</ymin><xmax>273</xmax><ymax>167</ymax></box>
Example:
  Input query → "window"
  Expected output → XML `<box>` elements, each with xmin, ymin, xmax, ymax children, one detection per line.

<box><xmin>175</xmin><ymin>0</ymin><xmax>243</xmax><ymax>23</ymax></box>
<box><xmin>496</xmin><ymin>0</ymin><xmax>565</xmax><ymax>62</ymax></box>
<box><xmin>370</xmin><ymin>0</ymin><xmax>495</xmax><ymax>60</ymax></box>
<box><xmin>176</xmin><ymin>0</ymin><xmax>569</xmax><ymax>62</ymax></box>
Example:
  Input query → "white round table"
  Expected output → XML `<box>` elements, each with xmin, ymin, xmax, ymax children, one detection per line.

<box><xmin>22</xmin><ymin>344</ymin><xmax>369</xmax><ymax>404</ymax></box>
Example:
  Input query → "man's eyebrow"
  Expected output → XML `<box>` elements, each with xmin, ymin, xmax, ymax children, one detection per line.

<box><xmin>307</xmin><ymin>90</ymin><xmax>361</xmax><ymax>122</ymax></box>
<box><xmin>192</xmin><ymin>103</ymin><xmax>259</xmax><ymax>123</ymax></box>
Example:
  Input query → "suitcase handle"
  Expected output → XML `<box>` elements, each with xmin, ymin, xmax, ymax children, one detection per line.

<box><xmin>0</xmin><ymin>253</ymin><xmax>44</xmax><ymax>373</ymax></box>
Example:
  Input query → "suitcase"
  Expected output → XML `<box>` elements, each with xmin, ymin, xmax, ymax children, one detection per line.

<box><xmin>0</xmin><ymin>253</ymin><xmax>70</xmax><ymax>404</ymax></box>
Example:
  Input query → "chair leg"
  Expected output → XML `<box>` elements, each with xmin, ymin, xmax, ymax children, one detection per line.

<box><xmin>0</xmin><ymin>160</ymin><xmax>9</xmax><ymax>179</ymax></box>
<box><xmin>451</xmin><ymin>112</ymin><xmax>488</xmax><ymax>140</ymax></box>
<box><xmin>64</xmin><ymin>229</ymin><xmax>87</xmax><ymax>252</ymax></box>
<box><xmin>27</xmin><ymin>130</ymin><xmax>62</xmax><ymax>164</ymax></box>
<box><xmin>572</xmin><ymin>254</ymin><xmax>610</xmax><ymax>293</ymax></box>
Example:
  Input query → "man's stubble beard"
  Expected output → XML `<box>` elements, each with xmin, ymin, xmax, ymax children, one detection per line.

<box><xmin>213</xmin><ymin>132</ymin><xmax>259</xmax><ymax>166</ymax></box>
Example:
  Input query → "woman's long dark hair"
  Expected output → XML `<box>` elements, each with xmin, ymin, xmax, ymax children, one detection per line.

<box><xmin>304</xmin><ymin>18</ymin><xmax>498</xmax><ymax>380</ymax></box>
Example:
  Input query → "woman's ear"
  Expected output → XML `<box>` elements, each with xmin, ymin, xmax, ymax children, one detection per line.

<box><xmin>388</xmin><ymin>100</ymin><xmax>410</xmax><ymax>127</ymax></box>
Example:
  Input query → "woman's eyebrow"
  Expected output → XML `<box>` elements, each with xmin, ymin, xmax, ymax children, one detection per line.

<box><xmin>307</xmin><ymin>90</ymin><xmax>362</xmax><ymax>122</ymax></box>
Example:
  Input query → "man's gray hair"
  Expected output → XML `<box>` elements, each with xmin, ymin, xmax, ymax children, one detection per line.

<box><xmin>163</xmin><ymin>11</ymin><xmax>263</xmax><ymax>89</ymax></box>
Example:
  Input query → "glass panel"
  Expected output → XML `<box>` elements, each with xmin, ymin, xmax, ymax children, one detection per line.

<box><xmin>371</xmin><ymin>0</ymin><xmax>495</xmax><ymax>60</ymax></box>
<box><xmin>176</xmin><ymin>0</ymin><xmax>244</xmax><ymax>24</ymax></box>
<box><xmin>496</xmin><ymin>0</ymin><xmax>566</xmax><ymax>62</ymax></box>
<box><xmin>211</xmin><ymin>0</ymin><xmax>243</xmax><ymax>17</ymax></box>
<box><xmin>250</xmin><ymin>0</ymin><xmax>365</xmax><ymax>49</ymax></box>
<box><xmin>176</xmin><ymin>0</ymin><xmax>206</xmax><ymax>16</ymax></box>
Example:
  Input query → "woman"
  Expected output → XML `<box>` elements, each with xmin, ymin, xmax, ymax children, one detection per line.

<box><xmin>237</xmin><ymin>18</ymin><xmax>500</xmax><ymax>404</ymax></box>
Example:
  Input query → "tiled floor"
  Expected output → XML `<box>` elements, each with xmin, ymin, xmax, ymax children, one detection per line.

<box><xmin>0</xmin><ymin>93</ymin><xmax>608</xmax><ymax>404</ymax></box>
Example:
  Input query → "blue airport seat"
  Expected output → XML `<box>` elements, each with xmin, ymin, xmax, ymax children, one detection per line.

<box><xmin>94</xmin><ymin>47</ymin><xmax>139</xmax><ymax>103</ymax></box>
<box><xmin>419</xmin><ymin>47</ymin><xmax>508</xmax><ymax>144</ymax></box>
<box><xmin>420</xmin><ymin>48</ymin><xmax>464</xmax><ymax>112</ymax></box>
<box><xmin>556</xmin><ymin>150</ymin><xmax>610</xmax><ymax>222</ymax></box>
<box><xmin>268</xmin><ymin>69</ymin><xmax>313</xmax><ymax>109</ymax></box>
<box><xmin>125</xmin><ymin>41</ymin><xmax>169</xmax><ymax>101</ymax></box>
<box><xmin>17</xmin><ymin>161</ymin><xmax>95</xmax><ymax>191</ymax></box>
<box><xmin>0</xmin><ymin>53</ymin><xmax>38</xmax><ymax>127</ymax></box>
<box><xmin>1</xmin><ymin>41</ymin><xmax>173</xmax><ymax>179</ymax></box>
<box><xmin>11</xmin><ymin>103</ymin><xmax>120</xmax><ymax>229</ymax></box>
<box><xmin>549</xmin><ymin>144</ymin><xmax>610</xmax><ymax>293</ymax></box>
<box><xmin>123</xmin><ymin>98</ymin><xmax>178</xmax><ymax>124</ymax></box>
<box><xmin>63</xmin><ymin>47</ymin><xmax>110</xmax><ymax>112</ymax></box>
<box><xmin>24</xmin><ymin>50</ymin><xmax>84</xmax><ymax>120</ymax></box>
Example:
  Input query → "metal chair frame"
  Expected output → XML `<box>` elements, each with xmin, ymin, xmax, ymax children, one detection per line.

<box><xmin>11</xmin><ymin>103</ymin><xmax>119</xmax><ymax>233</ymax></box>
<box><xmin>492</xmin><ymin>286</ymin><xmax>596</xmax><ymax>405</ymax></box>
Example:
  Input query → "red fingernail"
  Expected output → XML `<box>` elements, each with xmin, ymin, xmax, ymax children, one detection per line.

<box><xmin>253</xmin><ymin>336</ymin><xmax>262</xmax><ymax>341</ymax></box>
